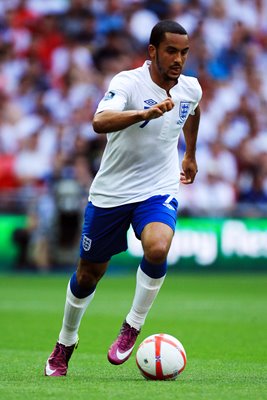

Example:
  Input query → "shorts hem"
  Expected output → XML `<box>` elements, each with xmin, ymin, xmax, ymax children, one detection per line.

<box><xmin>134</xmin><ymin>217</ymin><xmax>176</xmax><ymax>239</ymax></box>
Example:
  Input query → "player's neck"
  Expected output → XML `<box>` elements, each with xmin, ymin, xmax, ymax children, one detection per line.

<box><xmin>149</xmin><ymin>65</ymin><xmax>178</xmax><ymax>95</ymax></box>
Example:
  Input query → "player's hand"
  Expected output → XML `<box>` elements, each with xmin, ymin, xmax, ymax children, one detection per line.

<box><xmin>180</xmin><ymin>154</ymin><xmax>198</xmax><ymax>184</ymax></box>
<box><xmin>143</xmin><ymin>98</ymin><xmax>175</xmax><ymax>120</ymax></box>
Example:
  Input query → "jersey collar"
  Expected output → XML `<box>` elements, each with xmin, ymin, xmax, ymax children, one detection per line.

<box><xmin>143</xmin><ymin>60</ymin><xmax>169</xmax><ymax>96</ymax></box>
<box><xmin>143</xmin><ymin>60</ymin><xmax>180</xmax><ymax>97</ymax></box>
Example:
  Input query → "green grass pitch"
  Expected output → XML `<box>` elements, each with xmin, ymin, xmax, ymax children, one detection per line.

<box><xmin>0</xmin><ymin>272</ymin><xmax>267</xmax><ymax>400</ymax></box>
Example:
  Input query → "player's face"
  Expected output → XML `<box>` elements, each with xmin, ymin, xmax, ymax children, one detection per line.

<box><xmin>150</xmin><ymin>33</ymin><xmax>189</xmax><ymax>83</ymax></box>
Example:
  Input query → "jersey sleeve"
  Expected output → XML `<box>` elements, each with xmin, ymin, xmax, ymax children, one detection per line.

<box><xmin>95</xmin><ymin>72</ymin><xmax>132</xmax><ymax>113</ymax></box>
<box><xmin>190</xmin><ymin>78</ymin><xmax>202</xmax><ymax>115</ymax></box>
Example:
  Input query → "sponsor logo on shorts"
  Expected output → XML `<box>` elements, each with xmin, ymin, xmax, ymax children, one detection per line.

<box><xmin>82</xmin><ymin>235</ymin><xmax>92</xmax><ymax>251</ymax></box>
<box><xmin>162</xmin><ymin>195</ymin><xmax>177</xmax><ymax>211</ymax></box>
<box><xmin>163</xmin><ymin>202</ymin><xmax>175</xmax><ymax>211</ymax></box>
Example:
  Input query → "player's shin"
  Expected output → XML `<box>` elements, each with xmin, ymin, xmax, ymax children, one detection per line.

<box><xmin>126</xmin><ymin>258</ymin><xmax>166</xmax><ymax>330</ymax></box>
<box><xmin>58</xmin><ymin>273</ymin><xmax>96</xmax><ymax>346</ymax></box>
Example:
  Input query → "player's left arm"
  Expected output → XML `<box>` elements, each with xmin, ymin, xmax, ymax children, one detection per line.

<box><xmin>180</xmin><ymin>105</ymin><xmax>201</xmax><ymax>185</ymax></box>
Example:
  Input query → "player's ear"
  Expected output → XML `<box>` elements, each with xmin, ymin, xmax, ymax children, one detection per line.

<box><xmin>148</xmin><ymin>44</ymin><xmax>156</xmax><ymax>60</ymax></box>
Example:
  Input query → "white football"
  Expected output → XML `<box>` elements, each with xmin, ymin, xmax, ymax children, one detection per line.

<box><xmin>136</xmin><ymin>333</ymin><xmax>186</xmax><ymax>380</ymax></box>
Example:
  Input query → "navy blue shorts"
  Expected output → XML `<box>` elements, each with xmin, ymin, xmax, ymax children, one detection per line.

<box><xmin>79</xmin><ymin>194</ymin><xmax>178</xmax><ymax>262</ymax></box>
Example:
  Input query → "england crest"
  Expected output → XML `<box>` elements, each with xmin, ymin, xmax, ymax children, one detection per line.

<box><xmin>82</xmin><ymin>235</ymin><xmax>92</xmax><ymax>251</ymax></box>
<box><xmin>177</xmin><ymin>101</ymin><xmax>190</xmax><ymax>125</ymax></box>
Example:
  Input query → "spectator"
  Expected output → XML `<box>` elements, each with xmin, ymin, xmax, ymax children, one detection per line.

<box><xmin>0</xmin><ymin>0</ymin><xmax>266</xmax><ymax>226</ymax></box>
<box><xmin>238</xmin><ymin>168</ymin><xmax>267</xmax><ymax>216</ymax></box>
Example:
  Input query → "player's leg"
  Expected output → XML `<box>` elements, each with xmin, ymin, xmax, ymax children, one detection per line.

<box><xmin>126</xmin><ymin>194</ymin><xmax>178</xmax><ymax>332</ymax></box>
<box><xmin>125</xmin><ymin>221</ymin><xmax>173</xmax><ymax>330</ymax></box>
<box><xmin>45</xmin><ymin>258</ymin><xmax>108</xmax><ymax>377</ymax></box>
<box><xmin>108</xmin><ymin>195</ymin><xmax>177</xmax><ymax>365</ymax></box>
<box><xmin>45</xmin><ymin>201</ymin><xmax>132</xmax><ymax>376</ymax></box>
<box><xmin>58</xmin><ymin>258</ymin><xmax>109</xmax><ymax>347</ymax></box>
<box><xmin>108</xmin><ymin>222</ymin><xmax>173</xmax><ymax>365</ymax></box>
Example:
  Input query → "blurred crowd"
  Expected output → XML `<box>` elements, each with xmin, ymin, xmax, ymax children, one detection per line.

<box><xmin>0</xmin><ymin>0</ymin><xmax>266</xmax><ymax>269</ymax></box>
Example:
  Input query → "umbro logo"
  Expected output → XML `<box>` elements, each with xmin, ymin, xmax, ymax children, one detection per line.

<box><xmin>163</xmin><ymin>202</ymin><xmax>175</xmax><ymax>211</ymax></box>
<box><xmin>144</xmin><ymin>99</ymin><xmax>157</xmax><ymax>106</ymax></box>
<box><xmin>140</xmin><ymin>99</ymin><xmax>157</xmax><ymax>128</ymax></box>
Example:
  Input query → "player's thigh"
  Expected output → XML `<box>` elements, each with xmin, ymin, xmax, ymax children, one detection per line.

<box><xmin>80</xmin><ymin>201</ymin><xmax>133</xmax><ymax>262</ymax></box>
<box><xmin>132</xmin><ymin>194</ymin><xmax>178</xmax><ymax>240</ymax></box>
<box><xmin>132</xmin><ymin>195</ymin><xmax>178</xmax><ymax>261</ymax></box>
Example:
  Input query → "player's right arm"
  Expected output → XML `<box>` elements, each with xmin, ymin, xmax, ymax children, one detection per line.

<box><xmin>93</xmin><ymin>98</ymin><xmax>174</xmax><ymax>134</ymax></box>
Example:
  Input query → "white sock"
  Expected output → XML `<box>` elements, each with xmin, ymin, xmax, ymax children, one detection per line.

<box><xmin>58</xmin><ymin>282</ymin><xmax>95</xmax><ymax>346</ymax></box>
<box><xmin>126</xmin><ymin>266</ymin><xmax>166</xmax><ymax>331</ymax></box>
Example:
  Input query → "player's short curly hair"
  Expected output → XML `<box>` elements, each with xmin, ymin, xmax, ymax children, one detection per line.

<box><xmin>149</xmin><ymin>20</ymin><xmax>187</xmax><ymax>48</ymax></box>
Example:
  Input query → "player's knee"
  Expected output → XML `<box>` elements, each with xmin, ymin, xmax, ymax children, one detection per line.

<box><xmin>77</xmin><ymin>261</ymin><xmax>106</xmax><ymax>289</ymax></box>
<box><xmin>76</xmin><ymin>269</ymin><xmax>94</xmax><ymax>289</ymax></box>
<box><xmin>144</xmin><ymin>242</ymin><xmax>169</xmax><ymax>264</ymax></box>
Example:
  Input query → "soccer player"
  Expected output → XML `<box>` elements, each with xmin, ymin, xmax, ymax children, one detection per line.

<box><xmin>45</xmin><ymin>20</ymin><xmax>202</xmax><ymax>376</ymax></box>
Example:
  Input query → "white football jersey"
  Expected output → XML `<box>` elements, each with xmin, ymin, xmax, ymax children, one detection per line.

<box><xmin>89</xmin><ymin>61</ymin><xmax>202</xmax><ymax>207</ymax></box>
